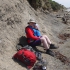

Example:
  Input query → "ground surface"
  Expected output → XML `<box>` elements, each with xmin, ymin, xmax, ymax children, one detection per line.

<box><xmin>0</xmin><ymin>0</ymin><xmax>70</xmax><ymax>70</ymax></box>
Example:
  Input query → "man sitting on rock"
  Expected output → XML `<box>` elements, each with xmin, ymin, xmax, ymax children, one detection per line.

<box><xmin>25</xmin><ymin>19</ymin><xmax>58</xmax><ymax>57</ymax></box>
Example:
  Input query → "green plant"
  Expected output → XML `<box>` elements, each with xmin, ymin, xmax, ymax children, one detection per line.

<box><xmin>49</xmin><ymin>0</ymin><xmax>63</xmax><ymax>11</ymax></box>
<box><xmin>27</xmin><ymin>0</ymin><xmax>63</xmax><ymax>11</ymax></box>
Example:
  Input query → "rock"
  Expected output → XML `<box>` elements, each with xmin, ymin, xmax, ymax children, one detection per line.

<box><xmin>0</xmin><ymin>0</ymin><xmax>70</xmax><ymax>70</ymax></box>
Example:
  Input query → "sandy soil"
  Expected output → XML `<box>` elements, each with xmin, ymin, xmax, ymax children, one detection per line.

<box><xmin>0</xmin><ymin>0</ymin><xmax>70</xmax><ymax>70</ymax></box>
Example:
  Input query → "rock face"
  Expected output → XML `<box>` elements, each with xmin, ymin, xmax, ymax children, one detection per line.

<box><xmin>0</xmin><ymin>0</ymin><xmax>70</xmax><ymax>70</ymax></box>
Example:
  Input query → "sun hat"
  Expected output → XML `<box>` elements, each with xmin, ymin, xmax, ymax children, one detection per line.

<box><xmin>28</xmin><ymin>19</ymin><xmax>36</xmax><ymax>24</ymax></box>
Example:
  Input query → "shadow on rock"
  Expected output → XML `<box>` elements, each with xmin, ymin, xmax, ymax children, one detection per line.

<box><xmin>12</xmin><ymin>58</ymin><xmax>27</xmax><ymax>69</ymax></box>
<box><xmin>18</xmin><ymin>36</ymin><xmax>28</xmax><ymax>47</ymax></box>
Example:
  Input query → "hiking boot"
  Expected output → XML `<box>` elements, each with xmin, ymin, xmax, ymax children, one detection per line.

<box><xmin>46</xmin><ymin>49</ymin><xmax>55</xmax><ymax>57</ymax></box>
<box><xmin>50</xmin><ymin>44</ymin><xmax>58</xmax><ymax>49</ymax></box>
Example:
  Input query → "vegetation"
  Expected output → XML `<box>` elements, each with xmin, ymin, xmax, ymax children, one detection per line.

<box><xmin>49</xmin><ymin>0</ymin><xmax>63</xmax><ymax>11</ymax></box>
<box><xmin>27</xmin><ymin>0</ymin><xmax>63</xmax><ymax>11</ymax></box>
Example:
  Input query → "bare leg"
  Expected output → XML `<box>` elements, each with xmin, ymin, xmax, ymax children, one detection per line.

<box><xmin>42</xmin><ymin>35</ymin><xmax>58</xmax><ymax>49</ymax></box>
<box><xmin>40</xmin><ymin>36</ymin><xmax>50</xmax><ymax>50</ymax></box>
<box><xmin>43</xmin><ymin>35</ymin><xmax>51</xmax><ymax>44</ymax></box>
<box><xmin>40</xmin><ymin>36</ymin><xmax>55</xmax><ymax>57</ymax></box>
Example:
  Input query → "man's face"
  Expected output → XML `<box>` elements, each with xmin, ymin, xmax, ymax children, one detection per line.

<box><xmin>29</xmin><ymin>22</ymin><xmax>36</xmax><ymax>27</ymax></box>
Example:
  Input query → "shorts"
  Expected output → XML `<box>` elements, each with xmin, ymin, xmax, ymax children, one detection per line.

<box><xmin>28</xmin><ymin>39</ymin><xmax>41</xmax><ymax>47</ymax></box>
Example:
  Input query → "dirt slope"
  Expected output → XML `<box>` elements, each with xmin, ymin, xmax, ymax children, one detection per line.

<box><xmin>0</xmin><ymin>0</ymin><xmax>70</xmax><ymax>70</ymax></box>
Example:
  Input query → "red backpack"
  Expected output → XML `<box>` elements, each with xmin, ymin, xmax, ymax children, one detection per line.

<box><xmin>13</xmin><ymin>48</ymin><xmax>36</xmax><ymax>69</ymax></box>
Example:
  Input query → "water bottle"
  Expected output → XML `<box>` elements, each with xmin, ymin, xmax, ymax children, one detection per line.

<box><xmin>42</xmin><ymin>66</ymin><xmax>46</xmax><ymax>70</ymax></box>
<box><xmin>41</xmin><ymin>58</ymin><xmax>47</xmax><ymax>70</ymax></box>
<box><xmin>33</xmin><ymin>58</ymin><xmax>47</xmax><ymax>70</ymax></box>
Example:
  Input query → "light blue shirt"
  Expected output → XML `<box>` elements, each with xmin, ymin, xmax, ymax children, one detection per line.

<box><xmin>33</xmin><ymin>28</ymin><xmax>41</xmax><ymax>37</ymax></box>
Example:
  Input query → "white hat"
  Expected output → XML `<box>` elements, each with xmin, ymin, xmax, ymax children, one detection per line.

<box><xmin>28</xmin><ymin>19</ymin><xmax>36</xmax><ymax>24</ymax></box>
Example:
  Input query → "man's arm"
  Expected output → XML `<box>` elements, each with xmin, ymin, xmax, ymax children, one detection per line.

<box><xmin>26</xmin><ymin>28</ymin><xmax>39</xmax><ymax>40</ymax></box>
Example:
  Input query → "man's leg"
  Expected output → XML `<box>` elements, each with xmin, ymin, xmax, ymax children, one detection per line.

<box><xmin>43</xmin><ymin>35</ymin><xmax>51</xmax><ymax>44</ymax></box>
<box><xmin>29</xmin><ymin>38</ymin><xmax>55</xmax><ymax>57</ymax></box>
<box><xmin>43</xmin><ymin>35</ymin><xmax>58</xmax><ymax>49</ymax></box>
<box><xmin>29</xmin><ymin>39</ymin><xmax>41</xmax><ymax>47</ymax></box>
<box><xmin>28</xmin><ymin>39</ymin><xmax>41</xmax><ymax>51</ymax></box>
<box><xmin>40</xmin><ymin>36</ymin><xmax>49</xmax><ymax>50</ymax></box>
<box><xmin>40</xmin><ymin>37</ymin><xmax>55</xmax><ymax>57</ymax></box>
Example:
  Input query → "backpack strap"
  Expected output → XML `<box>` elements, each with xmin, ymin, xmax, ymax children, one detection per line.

<box><xmin>21</xmin><ymin>52</ymin><xmax>31</xmax><ymax>65</ymax></box>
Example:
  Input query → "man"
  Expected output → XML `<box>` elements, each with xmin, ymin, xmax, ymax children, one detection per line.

<box><xmin>25</xmin><ymin>19</ymin><xmax>57</xmax><ymax>57</ymax></box>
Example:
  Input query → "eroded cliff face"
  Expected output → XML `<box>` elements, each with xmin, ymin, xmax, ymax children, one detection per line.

<box><xmin>0</xmin><ymin>0</ymin><xmax>69</xmax><ymax>70</ymax></box>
